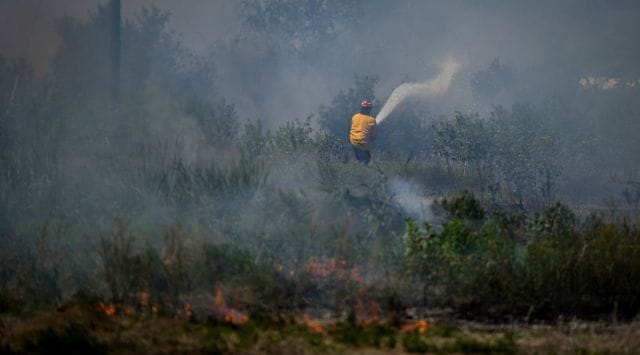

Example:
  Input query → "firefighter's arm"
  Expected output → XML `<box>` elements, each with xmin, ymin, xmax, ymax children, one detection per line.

<box><xmin>369</xmin><ymin>120</ymin><xmax>377</xmax><ymax>140</ymax></box>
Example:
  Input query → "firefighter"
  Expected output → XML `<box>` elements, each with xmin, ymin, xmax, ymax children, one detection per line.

<box><xmin>349</xmin><ymin>99</ymin><xmax>377</xmax><ymax>164</ymax></box>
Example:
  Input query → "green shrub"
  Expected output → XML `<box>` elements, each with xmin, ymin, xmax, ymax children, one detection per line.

<box><xmin>404</xmin><ymin>215</ymin><xmax>521</xmax><ymax>316</ymax></box>
<box><xmin>404</xmin><ymin>191</ymin><xmax>640</xmax><ymax>320</ymax></box>
<box><xmin>184</xmin><ymin>97</ymin><xmax>239</xmax><ymax>147</ymax></box>
<box><xmin>525</xmin><ymin>220</ymin><xmax>640</xmax><ymax>318</ymax></box>
<box><xmin>401</xmin><ymin>330</ymin><xmax>434</xmax><ymax>353</ymax></box>
<box><xmin>436</xmin><ymin>190</ymin><xmax>485</xmax><ymax>221</ymax></box>
<box><xmin>154</xmin><ymin>153</ymin><xmax>267</xmax><ymax>207</ymax></box>
<box><xmin>269</xmin><ymin>117</ymin><xmax>314</xmax><ymax>155</ymax></box>
<box><xmin>329</xmin><ymin>312</ymin><xmax>396</xmax><ymax>348</ymax></box>
<box><xmin>449</xmin><ymin>333</ymin><xmax>517</xmax><ymax>354</ymax></box>
<box><xmin>526</xmin><ymin>202</ymin><xmax>576</xmax><ymax>239</ymax></box>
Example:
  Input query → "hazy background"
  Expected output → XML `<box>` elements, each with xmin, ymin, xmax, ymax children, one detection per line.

<box><xmin>2</xmin><ymin>0</ymin><xmax>639</xmax><ymax>123</ymax></box>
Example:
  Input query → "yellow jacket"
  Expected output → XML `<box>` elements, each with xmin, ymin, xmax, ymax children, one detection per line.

<box><xmin>349</xmin><ymin>113</ymin><xmax>377</xmax><ymax>149</ymax></box>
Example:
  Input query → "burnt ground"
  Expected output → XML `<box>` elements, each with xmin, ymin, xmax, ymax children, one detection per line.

<box><xmin>1</xmin><ymin>303</ymin><xmax>639</xmax><ymax>354</ymax></box>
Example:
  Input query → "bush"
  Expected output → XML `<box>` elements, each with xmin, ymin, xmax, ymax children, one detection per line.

<box><xmin>404</xmin><ymin>191</ymin><xmax>640</xmax><ymax>320</ymax></box>
<box><xmin>0</xmin><ymin>224</ymin><xmax>65</xmax><ymax>307</ymax></box>
<box><xmin>525</xmin><ymin>220</ymin><xmax>640</xmax><ymax>318</ymax></box>
<box><xmin>184</xmin><ymin>97</ymin><xmax>239</xmax><ymax>147</ymax></box>
<box><xmin>436</xmin><ymin>190</ymin><xmax>485</xmax><ymax>221</ymax></box>
<box><xmin>330</xmin><ymin>312</ymin><xmax>396</xmax><ymax>348</ymax></box>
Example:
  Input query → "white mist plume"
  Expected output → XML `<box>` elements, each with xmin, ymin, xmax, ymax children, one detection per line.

<box><xmin>376</xmin><ymin>58</ymin><xmax>461</xmax><ymax>123</ymax></box>
<box><xmin>389</xmin><ymin>178</ymin><xmax>435</xmax><ymax>222</ymax></box>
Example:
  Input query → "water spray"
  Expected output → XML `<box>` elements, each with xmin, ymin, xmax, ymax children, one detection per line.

<box><xmin>376</xmin><ymin>58</ymin><xmax>461</xmax><ymax>123</ymax></box>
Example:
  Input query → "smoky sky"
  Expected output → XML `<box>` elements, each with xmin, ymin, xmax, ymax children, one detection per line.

<box><xmin>1</xmin><ymin>0</ymin><xmax>639</xmax><ymax>123</ymax></box>
<box><xmin>0</xmin><ymin>0</ymin><xmax>240</xmax><ymax>73</ymax></box>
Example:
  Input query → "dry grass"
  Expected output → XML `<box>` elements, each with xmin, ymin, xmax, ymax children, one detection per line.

<box><xmin>2</xmin><ymin>304</ymin><xmax>640</xmax><ymax>354</ymax></box>
<box><xmin>515</xmin><ymin>321</ymin><xmax>640</xmax><ymax>354</ymax></box>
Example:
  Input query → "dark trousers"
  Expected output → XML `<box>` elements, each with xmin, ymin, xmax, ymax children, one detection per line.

<box><xmin>352</xmin><ymin>146</ymin><xmax>371</xmax><ymax>164</ymax></box>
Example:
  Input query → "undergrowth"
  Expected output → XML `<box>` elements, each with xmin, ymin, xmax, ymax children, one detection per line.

<box><xmin>404</xmin><ymin>192</ymin><xmax>640</xmax><ymax>320</ymax></box>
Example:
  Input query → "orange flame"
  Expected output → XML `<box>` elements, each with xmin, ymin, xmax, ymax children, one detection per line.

<box><xmin>303</xmin><ymin>313</ymin><xmax>326</xmax><ymax>334</ymax></box>
<box><xmin>98</xmin><ymin>302</ymin><xmax>116</xmax><ymax>316</ymax></box>
<box><xmin>138</xmin><ymin>291</ymin><xmax>150</xmax><ymax>309</ymax></box>
<box><xmin>304</xmin><ymin>258</ymin><xmax>349</xmax><ymax>277</ymax></box>
<box><xmin>224</xmin><ymin>310</ymin><xmax>249</xmax><ymax>325</ymax></box>
<box><xmin>401</xmin><ymin>319</ymin><xmax>430</xmax><ymax>333</ymax></box>
<box><xmin>213</xmin><ymin>288</ymin><xmax>249</xmax><ymax>325</ymax></box>
<box><xmin>215</xmin><ymin>288</ymin><xmax>225</xmax><ymax>307</ymax></box>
